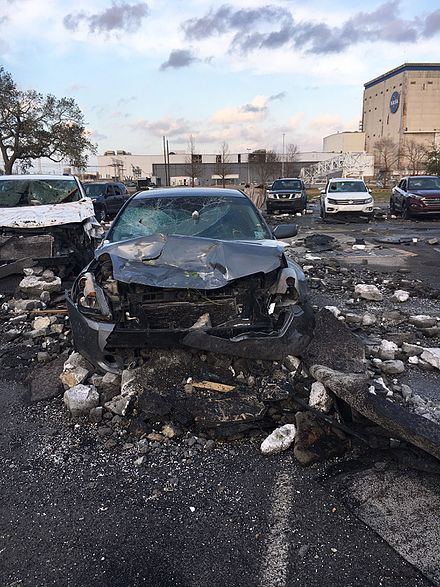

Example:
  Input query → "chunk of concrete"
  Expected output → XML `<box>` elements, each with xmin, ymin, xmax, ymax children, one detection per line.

<box><xmin>392</xmin><ymin>290</ymin><xmax>410</xmax><ymax>303</ymax></box>
<box><xmin>261</xmin><ymin>424</ymin><xmax>296</xmax><ymax>455</ymax></box>
<box><xmin>420</xmin><ymin>349</ymin><xmax>440</xmax><ymax>370</ymax></box>
<box><xmin>380</xmin><ymin>360</ymin><xmax>405</xmax><ymax>375</ymax></box>
<box><xmin>104</xmin><ymin>394</ymin><xmax>133</xmax><ymax>416</ymax></box>
<box><xmin>19</xmin><ymin>275</ymin><xmax>61</xmax><ymax>296</ymax></box>
<box><xmin>309</xmin><ymin>381</ymin><xmax>333</xmax><ymax>413</ymax></box>
<box><xmin>64</xmin><ymin>384</ymin><xmax>99</xmax><ymax>418</ymax></box>
<box><xmin>409</xmin><ymin>315</ymin><xmax>437</xmax><ymax>329</ymax></box>
<box><xmin>355</xmin><ymin>284</ymin><xmax>383</xmax><ymax>301</ymax></box>
<box><xmin>379</xmin><ymin>340</ymin><xmax>399</xmax><ymax>361</ymax></box>
<box><xmin>60</xmin><ymin>351</ymin><xmax>94</xmax><ymax>390</ymax></box>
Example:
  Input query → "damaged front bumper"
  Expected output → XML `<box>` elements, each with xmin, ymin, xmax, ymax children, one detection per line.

<box><xmin>66</xmin><ymin>291</ymin><xmax>315</xmax><ymax>373</ymax></box>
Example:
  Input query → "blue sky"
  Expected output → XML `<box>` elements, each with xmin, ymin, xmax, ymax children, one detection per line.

<box><xmin>1</xmin><ymin>0</ymin><xmax>439</xmax><ymax>159</ymax></box>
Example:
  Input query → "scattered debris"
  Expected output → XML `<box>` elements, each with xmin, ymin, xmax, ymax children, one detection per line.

<box><xmin>354</xmin><ymin>284</ymin><xmax>383</xmax><ymax>301</ymax></box>
<box><xmin>260</xmin><ymin>424</ymin><xmax>296</xmax><ymax>455</ymax></box>
<box><xmin>63</xmin><ymin>384</ymin><xmax>99</xmax><ymax>418</ymax></box>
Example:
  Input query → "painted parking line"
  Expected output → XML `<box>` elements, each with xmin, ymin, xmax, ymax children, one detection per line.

<box><xmin>259</xmin><ymin>471</ymin><xmax>294</xmax><ymax>587</ymax></box>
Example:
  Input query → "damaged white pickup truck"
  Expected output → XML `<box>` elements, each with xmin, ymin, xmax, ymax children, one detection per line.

<box><xmin>0</xmin><ymin>175</ymin><xmax>102</xmax><ymax>278</ymax></box>
<box><xmin>67</xmin><ymin>187</ymin><xmax>315</xmax><ymax>373</ymax></box>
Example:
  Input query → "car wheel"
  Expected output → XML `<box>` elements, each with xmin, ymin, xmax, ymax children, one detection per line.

<box><xmin>389</xmin><ymin>198</ymin><xmax>397</xmax><ymax>215</ymax></box>
<box><xmin>402</xmin><ymin>204</ymin><xmax>412</xmax><ymax>220</ymax></box>
<box><xmin>96</xmin><ymin>207</ymin><xmax>107</xmax><ymax>222</ymax></box>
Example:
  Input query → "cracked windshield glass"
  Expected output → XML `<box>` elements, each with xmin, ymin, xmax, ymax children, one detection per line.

<box><xmin>109</xmin><ymin>195</ymin><xmax>271</xmax><ymax>242</ymax></box>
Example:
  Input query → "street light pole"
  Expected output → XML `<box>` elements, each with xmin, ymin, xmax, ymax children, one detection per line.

<box><xmin>282</xmin><ymin>133</ymin><xmax>285</xmax><ymax>177</ymax></box>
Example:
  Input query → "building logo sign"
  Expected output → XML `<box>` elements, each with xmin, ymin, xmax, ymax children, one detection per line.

<box><xmin>390</xmin><ymin>91</ymin><xmax>400</xmax><ymax>113</ymax></box>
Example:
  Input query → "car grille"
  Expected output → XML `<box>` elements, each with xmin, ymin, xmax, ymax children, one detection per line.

<box><xmin>330</xmin><ymin>199</ymin><xmax>370</xmax><ymax>205</ymax></box>
<box><xmin>424</xmin><ymin>198</ymin><xmax>440</xmax><ymax>205</ymax></box>
<box><xmin>270</xmin><ymin>193</ymin><xmax>298</xmax><ymax>199</ymax></box>
<box><xmin>139</xmin><ymin>299</ymin><xmax>238</xmax><ymax>329</ymax></box>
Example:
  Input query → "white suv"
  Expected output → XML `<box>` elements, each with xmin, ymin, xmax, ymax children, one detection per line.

<box><xmin>320</xmin><ymin>178</ymin><xmax>374</xmax><ymax>220</ymax></box>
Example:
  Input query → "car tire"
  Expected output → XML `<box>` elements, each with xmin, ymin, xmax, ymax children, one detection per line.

<box><xmin>389</xmin><ymin>198</ymin><xmax>397</xmax><ymax>215</ymax></box>
<box><xmin>402</xmin><ymin>204</ymin><xmax>412</xmax><ymax>220</ymax></box>
<box><xmin>96</xmin><ymin>207</ymin><xmax>107</xmax><ymax>222</ymax></box>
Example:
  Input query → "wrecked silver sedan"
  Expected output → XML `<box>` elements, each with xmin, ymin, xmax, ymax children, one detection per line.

<box><xmin>0</xmin><ymin>175</ymin><xmax>102</xmax><ymax>278</ymax></box>
<box><xmin>67</xmin><ymin>188</ymin><xmax>314</xmax><ymax>372</ymax></box>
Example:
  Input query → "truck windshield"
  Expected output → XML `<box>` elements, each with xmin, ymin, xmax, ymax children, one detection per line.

<box><xmin>271</xmin><ymin>180</ymin><xmax>302</xmax><ymax>191</ymax></box>
<box><xmin>109</xmin><ymin>195</ymin><xmax>272</xmax><ymax>242</ymax></box>
<box><xmin>0</xmin><ymin>179</ymin><xmax>81</xmax><ymax>207</ymax></box>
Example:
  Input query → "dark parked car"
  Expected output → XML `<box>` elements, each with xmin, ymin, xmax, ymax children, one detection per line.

<box><xmin>67</xmin><ymin>188</ymin><xmax>314</xmax><ymax>373</ymax></box>
<box><xmin>266</xmin><ymin>178</ymin><xmax>307</xmax><ymax>214</ymax></box>
<box><xmin>390</xmin><ymin>176</ymin><xmax>440</xmax><ymax>218</ymax></box>
<box><xmin>83</xmin><ymin>181</ymin><xmax>129</xmax><ymax>222</ymax></box>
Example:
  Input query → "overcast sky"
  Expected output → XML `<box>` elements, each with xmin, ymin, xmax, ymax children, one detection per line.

<box><xmin>1</xmin><ymin>0</ymin><xmax>439</xmax><ymax>157</ymax></box>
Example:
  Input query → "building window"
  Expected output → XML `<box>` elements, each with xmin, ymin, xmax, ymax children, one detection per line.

<box><xmin>410</xmin><ymin>81</ymin><xmax>416</xmax><ymax>84</ymax></box>
<box><xmin>237</xmin><ymin>154</ymin><xmax>241</xmax><ymax>163</ymax></box>
<box><xmin>216</xmin><ymin>155</ymin><xmax>221</xmax><ymax>164</ymax></box>
<box><xmin>192</xmin><ymin>154</ymin><xmax>202</xmax><ymax>164</ymax></box>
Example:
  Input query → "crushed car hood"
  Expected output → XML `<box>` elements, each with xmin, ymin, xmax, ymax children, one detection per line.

<box><xmin>97</xmin><ymin>234</ymin><xmax>287</xmax><ymax>289</ymax></box>
<box><xmin>0</xmin><ymin>199</ymin><xmax>97</xmax><ymax>229</ymax></box>
<box><xmin>409</xmin><ymin>190</ymin><xmax>440</xmax><ymax>198</ymax></box>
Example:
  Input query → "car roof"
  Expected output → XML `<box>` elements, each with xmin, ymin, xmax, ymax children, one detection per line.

<box><xmin>273</xmin><ymin>177</ymin><xmax>301</xmax><ymax>181</ymax></box>
<box><xmin>329</xmin><ymin>178</ymin><xmax>365</xmax><ymax>182</ymax></box>
<box><xmin>0</xmin><ymin>174</ymin><xmax>77</xmax><ymax>181</ymax></box>
<box><xmin>84</xmin><ymin>180</ymin><xmax>124</xmax><ymax>184</ymax></box>
<box><xmin>132</xmin><ymin>187</ymin><xmax>247</xmax><ymax>200</ymax></box>
<box><xmin>404</xmin><ymin>175</ymin><xmax>440</xmax><ymax>179</ymax></box>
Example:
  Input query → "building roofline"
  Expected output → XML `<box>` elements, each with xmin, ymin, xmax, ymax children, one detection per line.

<box><xmin>364</xmin><ymin>63</ymin><xmax>440</xmax><ymax>89</ymax></box>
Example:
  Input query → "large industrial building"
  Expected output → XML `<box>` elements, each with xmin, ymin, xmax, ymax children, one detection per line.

<box><xmin>362</xmin><ymin>63</ymin><xmax>440</xmax><ymax>154</ymax></box>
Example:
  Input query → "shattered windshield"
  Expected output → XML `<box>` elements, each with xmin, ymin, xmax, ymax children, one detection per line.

<box><xmin>272</xmin><ymin>180</ymin><xmax>302</xmax><ymax>191</ymax></box>
<box><xmin>408</xmin><ymin>177</ymin><xmax>440</xmax><ymax>191</ymax></box>
<box><xmin>109</xmin><ymin>195</ymin><xmax>272</xmax><ymax>243</ymax></box>
<box><xmin>328</xmin><ymin>181</ymin><xmax>367</xmax><ymax>193</ymax></box>
<box><xmin>0</xmin><ymin>179</ymin><xmax>81</xmax><ymax>207</ymax></box>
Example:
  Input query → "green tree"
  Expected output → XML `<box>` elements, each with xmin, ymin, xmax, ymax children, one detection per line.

<box><xmin>0</xmin><ymin>67</ymin><xmax>96</xmax><ymax>175</ymax></box>
<box><xmin>425</xmin><ymin>144</ymin><xmax>440</xmax><ymax>176</ymax></box>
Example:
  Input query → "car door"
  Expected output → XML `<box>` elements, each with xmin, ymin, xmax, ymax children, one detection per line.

<box><xmin>398</xmin><ymin>179</ymin><xmax>407</xmax><ymax>211</ymax></box>
<box><xmin>104</xmin><ymin>184</ymin><xmax>117</xmax><ymax>214</ymax></box>
<box><xmin>112</xmin><ymin>184</ymin><xmax>124</xmax><ymax>213</ymax></box>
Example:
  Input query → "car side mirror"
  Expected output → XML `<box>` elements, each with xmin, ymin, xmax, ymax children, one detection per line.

<box><xmin>320</xmin><ymin>189</ymin><xmax>325</xmax><ymax>195</ymax></box>
<box><xmin>272</xmin><ymin>224</ymin><xmax>298</xmax><ymax>239</ymax></box>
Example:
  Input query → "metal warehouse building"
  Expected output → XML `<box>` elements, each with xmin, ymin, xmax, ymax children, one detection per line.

<box><xmin>362</xmin><ymin>63</ymin><xmax>440</xmax><ymax>154</ymax></box>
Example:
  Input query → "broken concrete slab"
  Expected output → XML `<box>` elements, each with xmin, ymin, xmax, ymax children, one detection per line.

<box><xmin>310</xmin><ymin>365</ymin><xmax>440</xmax><ymax>461</ymax></box>
<box><xmin>409</xmin><ymin>315</ymin><xmax>437</xmax><ymax>329</ymax></box>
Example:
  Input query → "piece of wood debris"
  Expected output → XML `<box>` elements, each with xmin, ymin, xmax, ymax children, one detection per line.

<box><xmin>192</xmin><ymin>380</ymin><xmax>235</xmax><ymax>393</ymax></box>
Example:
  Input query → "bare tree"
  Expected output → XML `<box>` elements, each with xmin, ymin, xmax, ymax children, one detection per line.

<box><xmin>214</xmin><ymin>141</ymin><xmax>233</xmax><ymax>187</ymax></box>
<box><xmin>250</xmin><ymin>149</ymin><xmax>280</xmax><ymax>186</ymax></box>
<box><xmin>425</xmin><ymin>143</ymin><xmax>440</xmax><ymax>176</ymax></box>
<box><xmin>184</xmin><ymin>135</ymin><xmax>203</xmax><ymax>187</ymax></box>
<box><xmin>400</xmin><ymin>139</ymin><xmax>427</xmax><ymax>175</ymax></box>
<box><xmin>0</xmin><ymin>67</ymin><xmax>95</xmax><ymax>174</ymax></box>
<box><xmin>285</xmin><ymin>143</ymin><xmax>299</xmax><ymax>177</ymax></box>
<box><xmin>374</xmin><ymin>138</ymin><xmax>398</xmax><ymax>187</ymax></box>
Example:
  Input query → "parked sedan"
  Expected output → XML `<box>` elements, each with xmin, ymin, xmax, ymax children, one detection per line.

<box><xmin>83</xmin><ymin>181</ymin><xmax>129</xmax><ymax>222</ymax></box>
<box><xmin>67</xmin><ymin>188</ymin><xmax>314</xmax><ymax>373</ymax></box>
<box><xmin>390</xmin><ymin>176</ymin><xmax>440</xmax><ymax>219</ymax></box>
<box><xmin>320</xmin><ymin>178</ymin><xmax>374</xmax><ymax>220</ymax></box>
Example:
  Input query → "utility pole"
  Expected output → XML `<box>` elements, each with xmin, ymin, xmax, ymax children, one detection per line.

<box><xmin>166</xmin><ymin>139</ymin><xmax>171</xmax><ymax>186</ymax></box>
<box><xmin>162</xmin><ymin>136</ymin><xmax>167</xmax><ymax>185</ymax></box>
<box><xmin>282</xmin><ymin>133</ymin><xmax>285</xmax><ymax>177</ymax></box>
